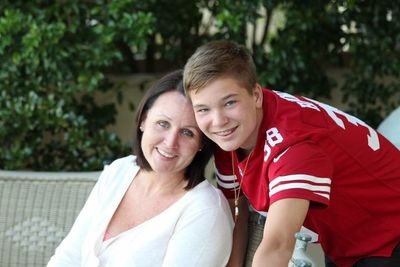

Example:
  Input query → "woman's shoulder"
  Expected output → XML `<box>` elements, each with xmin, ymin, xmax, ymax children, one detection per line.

<box><xmin>107</xmin><ymin>154</ymin><xmax>137</xmax><ymax>169</ymax></box>
<box><xmin>182</xmin><ymin>180</ymin><xmax>234</xmax><ymax>226</ymax></box>
<box><xmin>188</xmin><ymin>180</ymin><xmax>229</xmax><ymax>208</ymax></box>
<box><xmin>102</xmin><ymin>155</ymin><xmax>139</xmax><ymax>175</ymax></box>
<box><xmin>97</xmin><ymin>155</ymin><xmax>139</xmax><ymax>186</ymax></box>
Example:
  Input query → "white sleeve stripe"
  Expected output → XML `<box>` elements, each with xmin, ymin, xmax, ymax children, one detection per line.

<box><xmin>269</xmin><ymin>174</ymin><xmax>331</xmax><ymax>188</ymax></box>
<box><xmin>269</xmin><ymin>183</ymin><xmax>331</xmax><ymax>199</ymax></box>
<box><xmin>216</xmin><ymin>178</ymin><xmax>239</xmax><ymax>189</ymax></box>
<box><xmin>315</xmin><ymin>192</ymin><xmax>330</xmax><ymax>199</ymax></box>
<box><xmin>214</xmin><ymin>168</ymin><xmax>237</xmax><ymax>182</ymax></box>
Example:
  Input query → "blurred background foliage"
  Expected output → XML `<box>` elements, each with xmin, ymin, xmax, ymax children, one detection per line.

<box><xmin>1</xmin><ymin>0</ymin><xmax>399</xmax><ymax>170</ymax></box>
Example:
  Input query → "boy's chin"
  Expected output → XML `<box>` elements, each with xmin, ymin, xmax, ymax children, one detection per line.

<box><xmin>215</xmin><ymin>141</ymin><xmax>240</xmax><ymax>152</ymax></box>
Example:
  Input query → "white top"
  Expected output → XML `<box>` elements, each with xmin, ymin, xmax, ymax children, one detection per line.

<box><xmin>47</xmin><ymin>155</ymin><xmax>234</xmax><ymax>267</ymax></box>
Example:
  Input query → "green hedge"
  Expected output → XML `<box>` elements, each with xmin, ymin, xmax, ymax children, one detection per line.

<box><xmin>1</xmin><ymin>1</ymin><xmax>399</xmax><ymax>170</ymax></box>
<box><xmin>129</xmin><ymin>0</ymin><xmax>400</xmax><ymax>126</ymax></box>
<box><xmin>0</xmin><ymin>1</ymin><xmax>153</xmax><ymax>170</ymax></box>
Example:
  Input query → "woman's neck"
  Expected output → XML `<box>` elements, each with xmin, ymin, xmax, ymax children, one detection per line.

<box><xmin>135</xmin><ymin>170</ymin><xmax>188</xmax><ymax>196</ymax></box>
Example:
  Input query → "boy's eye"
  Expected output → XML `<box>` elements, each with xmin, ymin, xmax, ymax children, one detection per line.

<box><xmin>225</xmin><ymin>100</ymin><xmax>236</xmax><ymax>107</ymax></box>
<box><xmin>196</xmin><ymin>108</ymin><xmax>209</xmax><ymax>113</ymax></box>
<box><xmin>181</xmin><ymin>129</ymin><xmax>194</xmax><ymax>137</ymax></box>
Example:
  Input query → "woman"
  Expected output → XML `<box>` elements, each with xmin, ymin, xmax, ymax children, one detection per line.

<box><xmin>47</xmin><ymin>70</ymin><xmax>234</xmax><ymax>267</ymax></box>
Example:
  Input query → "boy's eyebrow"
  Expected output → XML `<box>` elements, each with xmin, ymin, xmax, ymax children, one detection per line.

<box><xmin>192</xmin><ymin>93</ymin><xmax>238</xmax><ymax>109</ymax></box>
<box><xmin>221</xmin><ymin>93</ymin><xmax>238</xmax><ymax>100</ymax></box>
<box><xmin>192</xmin><ymin>103</ymin><xmax>208</xmax><ymax>109</ymax></box>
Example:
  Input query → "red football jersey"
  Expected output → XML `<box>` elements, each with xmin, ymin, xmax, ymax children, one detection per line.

<box><xmin>215</xmin><ymin>88</ymin><xmax>400</xmax><ymax>267</ymax></box>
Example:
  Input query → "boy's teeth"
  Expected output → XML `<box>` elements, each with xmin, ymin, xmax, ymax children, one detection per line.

<box><xmin>217</xmin><ymin>128</ymin><xmax>234</xmax><ymax>136</ymax></box>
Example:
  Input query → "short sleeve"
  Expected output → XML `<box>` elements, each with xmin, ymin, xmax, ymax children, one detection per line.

<box><xmin>214</xmin><ymin>148</ymin><xmax>237</xmax><ymax>199</ymax></box>
<box><xmin>268</xmin><ymin>141</ymin><xmax>333</xmax><ymax>206</ymax></box>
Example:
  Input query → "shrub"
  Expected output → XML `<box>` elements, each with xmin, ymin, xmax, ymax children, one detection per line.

<box><xmin>0</xmin><ymin>1</ymin><xmax>153</xmax><ymax>170</ymax></box>
<box><xmin>1</xmin><ymin>1</ymin><xmax>398</xmax><ymax>170</ymax></box>
<box><xmin>138</xmin><ymin>0</ymin><xmax>399</xmax><ymax>127</ymax></box>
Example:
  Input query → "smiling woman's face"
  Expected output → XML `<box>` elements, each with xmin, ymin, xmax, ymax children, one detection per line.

<box><xmin>140</xmin><ymin>91</ymin><xmax>202</xmax><ymax>175</ymax></box>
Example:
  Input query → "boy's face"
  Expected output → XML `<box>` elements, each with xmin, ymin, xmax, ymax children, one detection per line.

<box><xmin>189</xmin><ymin>77</ymin><xmax>263</xmax><ymax>152</ymax></box>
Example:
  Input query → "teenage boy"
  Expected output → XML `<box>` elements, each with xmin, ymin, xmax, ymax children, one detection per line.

<box><xmin>183</xmin><ymin>40</ymin><xmax>400</xmax><ymax>267</ymax></box>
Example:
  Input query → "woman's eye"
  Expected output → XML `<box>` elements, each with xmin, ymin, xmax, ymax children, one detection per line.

<box><xmin>157</xmin><ymin>121</ymin><xmax>169</xmax><ymax>128</ymax></box>
<box><xmin>181</xmin><ymin>129</ymin><xmax>194</xmax><ymax>137</ymax></box>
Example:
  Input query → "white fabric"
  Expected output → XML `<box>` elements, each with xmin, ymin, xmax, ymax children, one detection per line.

<box><xmin>47</xmin><ymin>155</ymin><xmax>234</xmax><ymax>267</ymax></box>
<box><xmin>377</xmin><ymin>106</ymin><xmax>400</xmax><ymax>149</ymax></box>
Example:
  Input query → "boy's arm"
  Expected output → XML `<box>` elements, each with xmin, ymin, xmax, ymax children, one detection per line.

<box><xmin>226</xmin><ymin>196</ymin><xmax>249</xmax><ymax>267</ymax></box>
<box><xmin>252</xmin><ymin>198</ymin><xmax>309</xmax><ymax>267</ymax></box>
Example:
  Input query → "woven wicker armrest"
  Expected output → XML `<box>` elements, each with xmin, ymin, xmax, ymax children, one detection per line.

<box><xmin>245</xmin><ymin>212</ymin><xmax>323</xmax><ymax>267</ymax></box>
<box><xmin>0</xmin><ymin>170</ymin><xmax>100</xmax><ymax>267</ymax></box>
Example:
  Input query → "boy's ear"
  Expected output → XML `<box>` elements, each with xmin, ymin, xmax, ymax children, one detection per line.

<box><xmin>253</xmin><ymin>84</ymin><xmax>263</xmax><ymax>108</ymax></box>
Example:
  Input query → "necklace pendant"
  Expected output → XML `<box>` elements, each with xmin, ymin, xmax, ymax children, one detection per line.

<box><xmin>231</xmin><ymin>150</ymin><xmax>254</xmax><ymax>223</ymax></box>
<box><xmin>235</xmin><ymin>206</ymin><xmax>239</xmax><ymax>219</ymax></box>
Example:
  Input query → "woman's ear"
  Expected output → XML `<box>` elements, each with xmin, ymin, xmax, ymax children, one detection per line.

<box><xmin>139</xmin><ymin>120</ymin><xmax>145</xmax><ymax>132</ymax></box>
<box><xmin>139</xmin><ymin>113</ymin><xmax>147</xmax><ymax>132</ymax></box>
<box><xmin>196</xmin><ymin>140</ymin><xmax>203</xmax><ymax>152</ymax></box>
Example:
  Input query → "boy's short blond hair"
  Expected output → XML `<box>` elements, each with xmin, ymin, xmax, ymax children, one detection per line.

<box><xmin>183</xmin><ymin>40</ymin><xmax>258</xmax><ymax>96</ymax></box>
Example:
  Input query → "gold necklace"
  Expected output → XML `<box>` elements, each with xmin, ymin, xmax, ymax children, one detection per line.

<box><xmin>231</xmin><ymin>150</ymin><xmax>254</xmax><ymax>222</ymax></box>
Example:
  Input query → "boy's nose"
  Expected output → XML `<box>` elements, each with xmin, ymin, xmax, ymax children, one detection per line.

<box><xmin>212</xmin><ymin>110</ymin><xmax>229</xmax><ymax>127</ymax></box>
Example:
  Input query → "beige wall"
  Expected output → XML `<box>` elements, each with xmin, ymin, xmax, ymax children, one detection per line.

<box><xmin>95</xmin><ymin>74</ymin><xmax>162</xmax><ymax>145</ymax></box>
<box><xmin>102</xmin><ymin>68</ymin><xmax>348</xmax><ymax>145</ymax></box>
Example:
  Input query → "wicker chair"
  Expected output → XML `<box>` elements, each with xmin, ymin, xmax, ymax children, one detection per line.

<box><xmin>245</xmin><ymin>212</ymin><xmax>325</xmax><ymax>267</ymax></box>
<box><xmin>245</xmin><ymin>212</ymin><xmax>266</xmax><ymax>267</ymax></box>
<box><xmin>0</xmin><ymin>170</ymin><xmax>100</xmax><ymax>267</ymax></box>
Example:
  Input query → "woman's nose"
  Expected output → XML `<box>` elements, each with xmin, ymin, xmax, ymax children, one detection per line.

<box><xmin>164</xmin><ymin>130</ymin><xmax>179</xmax><ymax>148</ymax></box>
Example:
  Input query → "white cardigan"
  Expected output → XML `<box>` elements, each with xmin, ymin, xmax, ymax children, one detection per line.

<box><xmin>47</xmin><ymin>155</ymin><xmax>234</xmax><ymax>267</ymax></box>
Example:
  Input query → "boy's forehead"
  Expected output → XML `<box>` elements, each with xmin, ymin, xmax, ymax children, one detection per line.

<box><xmin>190</xmin><ymin>78</ymin><xmax>248</xmax><ymax>106</ymax></box>
<box><xmin>201</xmin><ymin>76</ymin><xmax>246</xmax><ymax>92</ymax></box>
